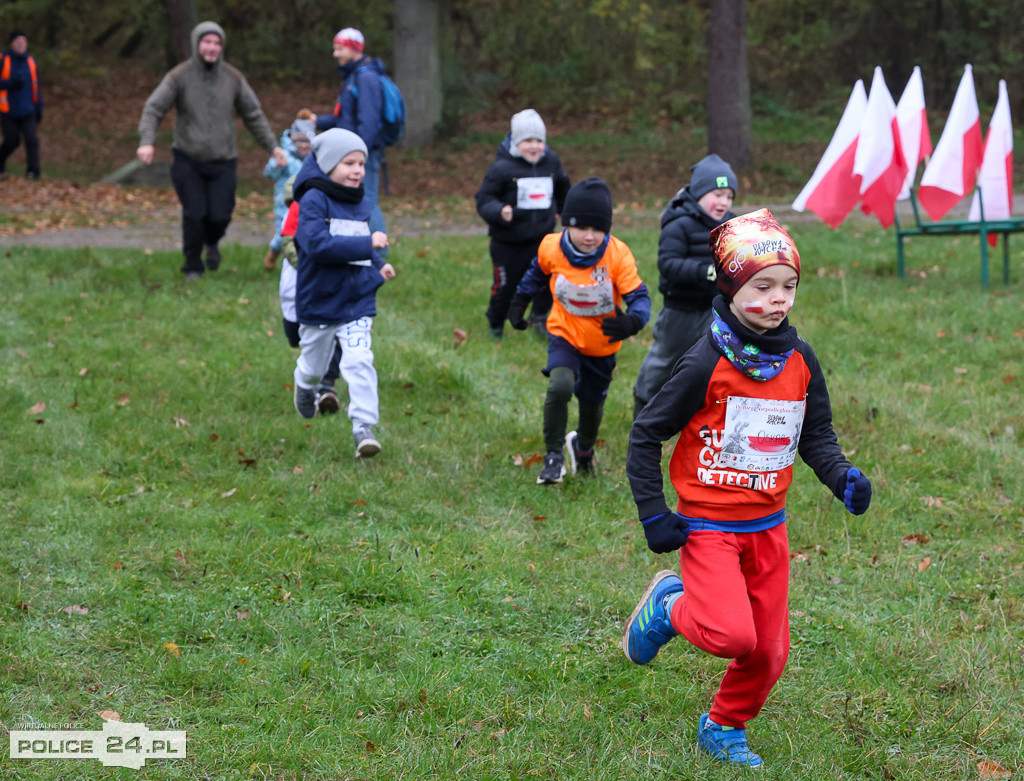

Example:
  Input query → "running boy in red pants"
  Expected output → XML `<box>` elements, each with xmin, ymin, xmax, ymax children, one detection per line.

<box><xmin>621</xmin><ymin>208</ymin><xmax>872</xmax><ymax>769</ymax></box>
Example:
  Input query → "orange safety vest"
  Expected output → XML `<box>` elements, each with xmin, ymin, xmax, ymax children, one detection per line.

<box><xmin>0</xmin><ymin>54</ymin><xmax>38</xmax><ymax>113</ymax></box>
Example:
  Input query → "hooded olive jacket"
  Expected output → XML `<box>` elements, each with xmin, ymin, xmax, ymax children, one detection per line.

<box><xmin>138</xmin><ymin>21</ymin><xmax>277</xmax><ymax>162</ymax></box>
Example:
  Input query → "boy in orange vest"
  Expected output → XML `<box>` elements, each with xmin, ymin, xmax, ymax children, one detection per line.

<box><xmin>508</xmin><ymin>177</ymin><xmax>651</xmax><ymax>483</ymax></box>
<box><xmin>0</xmin><ymin>30</ymin><xmax>42</xmax><ymax>179</ymax></box>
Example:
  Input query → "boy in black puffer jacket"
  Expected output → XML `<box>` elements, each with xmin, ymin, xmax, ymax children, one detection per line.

<box><xmin>476</xmin><ymin>109</ymin><xmax>571</xmax><ymax>338</ymax></box>
<box><xmin>632</xmin><ymin>154</ymin><xmax>738</xmax><ymax>414</ymax></box>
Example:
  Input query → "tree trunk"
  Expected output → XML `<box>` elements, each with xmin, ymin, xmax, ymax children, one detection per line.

<box><xmin>707</xmin><ymin>0</ymin><xmax>751</xmax><ymax>169</ymax></box>
<box><xmin>393</xmin><ymin>0</ymin><xmax>443</xmax><ymax>148</ymax></box>
<box><xmin>164</xmin><ymin>0</ymin><xmax>197</xmax><ymax>66</ymax></box>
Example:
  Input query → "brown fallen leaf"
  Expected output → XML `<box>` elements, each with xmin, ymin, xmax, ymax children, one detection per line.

<box><xmin>978</xmin><ymin>759</ymin><xmax>1012</xmax><ymax>779</ymax></box>
<box><xmin>453</xmin><ymin>327</ymin><xmax>468</xmax><ymax>347</ymax></box>
<box><xmin>902</xmin><ymin>533</ymin><xmax>930</xmax><ymax>545</ymax></box>
<box><xmin>96</xmin><ymin>710</ymin><xmax>121</xmax><ymax>721</ymax></box>
<box><xmin>62</xmin><ymin>605</ymin><xmax>88</xmax><ymax>615</ymax></box>
<box><xmin>918</xmin><ymin>557</ymin><xmax>931</xmax><ymax>572</ymax></box>
<box><xmin>164</xmin><ymin>642</ymin><xmax>181</xmax><ymax>657</ymax></box>
<box><xmin>28</xmin><ymin>401</ymin><xmax>46</xmax><ymax>414</ymax></box>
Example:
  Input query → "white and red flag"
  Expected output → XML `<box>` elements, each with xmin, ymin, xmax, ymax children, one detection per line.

<box><xmin>792</xmin><ymin>80</ymin><xmax>867</xmax><ymax>228</ymax></box>
<box><xmin>968</xmin><ymin>79</ymin><xmax>1013</xmax><ymax>244</ymax></box>
<box><xmin>917</xmin><ymin>64</ymin><xmax>984</xmax><ymax>221</ymax></box>
<box><xmin>895</xmin><ymin>66</ymin><xmax>932</xmax><ymax>199</ymax></box>
<box><xmin>853</xmin><ymin>67</ymin><xmax>908</xmax><ymax>227</ymax></box>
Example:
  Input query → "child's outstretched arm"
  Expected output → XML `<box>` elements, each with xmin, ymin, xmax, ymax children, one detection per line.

<box><xmin>507</xmin><ymin>258</ymin><xmax>548</xmax><ymax>330</ymax></box>
<box><xmin>601</xmin><ymin>285</ymin><xmax>651</xmax><ymax>342</ymax></box>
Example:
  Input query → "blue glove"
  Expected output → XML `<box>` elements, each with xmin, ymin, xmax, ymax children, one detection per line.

<box><xmin>601</xmin><ymin>306</ymin><xmax>643</xmax><ymax>342</ymax></box>
<box><xmin>843</xmin><ymin>467</ymin><xmax>872</xmax><ymax>515</ymax></box>
<box><xmin>507</xmin><ymin>294</ymin><xmax>530</xmax><ymax>330</ymax></box>
<box><xmin>641</xmin><ymin>512</ymin><xmax>691</xmax><ymax>553</ymax></box>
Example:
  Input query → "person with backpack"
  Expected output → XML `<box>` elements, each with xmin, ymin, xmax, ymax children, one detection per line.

<box><xmin>300</xmin><ymin>27</ymin><xmax>399</xmax><ymax>244</ymax></box>
<box><xmin>0</xmin><ymin>30</ymin><xmax>43</xmax><ymax>179</ymax></box>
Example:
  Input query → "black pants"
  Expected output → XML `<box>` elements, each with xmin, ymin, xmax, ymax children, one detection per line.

<box><xmin>171</xmin><ymin>149</ymin><xmax>236</xmax><ymax>274</ymax></box>
<box><xmin>0</xmin><ymin>113</ymin><xmax>40</xmax><ymax>177</ymax></box>
<box><xmin>485</xmin><ymin>238</ymin><xmax>552</xmax><ymax>329</ymax></box>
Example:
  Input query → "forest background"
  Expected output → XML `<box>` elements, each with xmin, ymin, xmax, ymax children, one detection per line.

<box><xmin>3</xmin><ymin>0</ymin><xmax>1024</xmax><ymax>211</ymax></box>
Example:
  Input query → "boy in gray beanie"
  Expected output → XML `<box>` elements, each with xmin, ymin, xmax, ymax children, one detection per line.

<box><xmin>288</xmin><ymin>128</ymin><xmax>396</xmax><ymax>458</ymax></box>
<box><xmin>475</xmin><ymin>108</ymin><xmax>571</xmax><ymax>338</ymax></box>
<box><xmin>632</xmin><ymin>153</ymin><xmax>738</xmax><ymax>415</ymax></box>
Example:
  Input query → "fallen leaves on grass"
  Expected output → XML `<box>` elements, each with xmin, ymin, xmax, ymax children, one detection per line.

<box><xmin>918</xmin><ymin>557</ymin><xmax>932</xmax><ymax>572</ymax></box>
<box><xmin>902</xmin><ymin>533</ymin><xmax>930</xmax><ymax>545</ymax></box>
<box><xmin>511</xmin><ymin>452</ymin><xmax>545</xmax><ymax>467</ymax></box>
<box><xmin>97</xmin><ymin>710</ymin><xmax>121</xmax><ymax>721</ymax></box>
<box><xmin>454</xmin><ymin>327</ymin><xmax>468</xmax><ymax>347</ymax></box>
<box><xmin>164</xmin><ymin>642</ymin><xmax>181</xmax><ymax>657</ymax></box>
<box><xmin>977</xmin><ymin>759</ymin><xmax>1012</xmax><ymax>779</ymax></box>
<box><xmin>27</xmin><ymin>401</ymin><xmax>46</xmax><ymax>414</ymax></box>
<box><xmin>62</xmin><ymin>605</ymin><xmax>88</xmax><ymax>615</ymax></box>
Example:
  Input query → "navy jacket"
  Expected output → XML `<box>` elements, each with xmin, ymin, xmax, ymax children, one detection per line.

<box><xmin>657</xmin><ymin>187</ymin><xmax>735</xmax><ymax>310</ymax></box>
<box><xmin>315</xmin><ymin>56</ymin><xmax>386</xmax><ymax>151</ymax></box>
<box><xmin>293</xmin><ymin>154</ymin><xmax>386</xmax><ymax>325</ymax></box>
<box><xmin>475</xmin><ymin>135</ymin><xmax>571</xmax><ymax>245</ymax></box>
<box><xmin>0</xmin><ymin>49</ymin><xmax>42</xmax><ymax>119</ymax></box>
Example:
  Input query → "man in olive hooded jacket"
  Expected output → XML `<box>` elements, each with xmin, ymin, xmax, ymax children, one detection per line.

<box><xmin>137</xmin><ymin>21</ymin><xmax>286</xmax><ymax>279</ymax></box>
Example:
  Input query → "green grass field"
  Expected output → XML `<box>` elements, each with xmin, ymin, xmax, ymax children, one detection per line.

<box><xmin>2</xmin><ymin>222</ymin><xmax>1022</xmax><ymax>780</ymax></box>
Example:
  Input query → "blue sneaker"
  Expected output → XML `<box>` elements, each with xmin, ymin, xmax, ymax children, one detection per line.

<box><xmin>697</xmin><ymin>713</ymin><xmax>764</xmax><ymax>768</ymax></box>
<box><xmin>621</xmin><ymin>569</ymin><xmax>683</xmax><ymax>664</ymax></box>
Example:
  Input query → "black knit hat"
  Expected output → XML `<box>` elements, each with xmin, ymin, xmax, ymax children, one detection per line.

<box><xmin>9</xmin><ymin>30</ymin><xmax>27</xmax><ymax>43</ymax></box>
<box><xmin>562</xmin><ymin>177</ymin><xmax>613</xmax><ymax>233</ymax></box>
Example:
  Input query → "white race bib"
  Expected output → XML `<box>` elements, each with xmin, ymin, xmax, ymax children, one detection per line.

<box><xmin>516</xmin><ymin>177</ymin><xmax>553</xmax><ymax>210</ymax></box>
<box><xmin>718</xmin><ymin>396</ymin><xmax>805</xmax><ymax>472</ymax></box>
<box><xmin>328</xmin><ymin>218</ymin><xmax>372</xmax><ymax>265</ymax></box>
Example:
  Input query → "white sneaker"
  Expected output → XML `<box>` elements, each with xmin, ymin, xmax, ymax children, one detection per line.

<box><xmin>354</xmin><ymin>425</ymin><xmax>381</xmax><ymax>458</ymax></box>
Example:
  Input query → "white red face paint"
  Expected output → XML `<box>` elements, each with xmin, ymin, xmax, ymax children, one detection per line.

<box><xmin>742</xmin><ymin>301</ymin><xmax>764</xmax><ymax>314</ymax></box>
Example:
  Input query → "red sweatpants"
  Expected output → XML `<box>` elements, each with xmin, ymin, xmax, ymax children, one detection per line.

<box><xmin>669</xmin><ymin>523</ymin><xmax>790</xmax><ymax>729</ymax></box>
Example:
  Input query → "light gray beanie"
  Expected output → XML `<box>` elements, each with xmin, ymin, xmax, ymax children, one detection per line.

<box><xmin>312</xmin><ymin>128</ymin><xmax>367</xmax><ymax>174</ymax></box>
<box><xmin>509</xmin><ymin>109</ymin><xmax>546</xmax><ymax>155</ymax></box>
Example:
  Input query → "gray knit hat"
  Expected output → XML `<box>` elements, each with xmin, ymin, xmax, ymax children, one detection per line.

<box><xmin>509</xmin><ymin>109</ymin><xmax>546</xmax><ymax>153</ymax></box>
<box><xmin>312</xmin><ymin>128</ymin><xmax>367</xmax><ymax>174</ymax></box>
<box><xmin>689</xmin><ymin>153</ymin><xmax>738</xmax><ymax>199</ymax></box>
<box><xmin>290</xmin><ymin>118</ymin><xmax>315</xmax><ymax>143</ymax></box>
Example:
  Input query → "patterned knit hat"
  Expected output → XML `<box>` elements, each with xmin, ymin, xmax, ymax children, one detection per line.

<box><xmin>333</xmin><ymin>27</ymin><xmax>364</xmax><ymax>52</ymax></box>
<box><xmin>711</xmin><ymin>208</ymin><xmax>801</xmax><ymax>297</ymax></box>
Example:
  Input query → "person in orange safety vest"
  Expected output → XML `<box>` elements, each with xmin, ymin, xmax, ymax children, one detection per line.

<box><xmin>0</xmin><ymin>30</ymin><xmax>42</xmax><ymax>179</ymax></box>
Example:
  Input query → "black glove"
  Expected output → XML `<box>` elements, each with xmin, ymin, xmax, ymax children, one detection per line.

<box><xmin>601</xmin><ymin>307</ymin><xmax>643</xmax><ymax>342</ymax></box>
<box><xmin>641</xmin><ymin>512</ymin><xmax>691</xmax><ymax>554</ymax></box>
<box><xmin>843</xmin><ymin>467</ymin><xmax>872</xmax><ymax>515</ymax></box>
<box><xmin>9</xmin><ymin>77</ymin><xmax>24</xmax><ymax>90</ymax></box>
<box><xmin>507</xmin><ymin>294</ymin><xmax>530</xmax><ymax>330</ymax></box>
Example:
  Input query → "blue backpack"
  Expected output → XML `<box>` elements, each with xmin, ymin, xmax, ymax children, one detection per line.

<box><xmin>352</xmin><ymin>65</ymin><xmax>406</xmax><ymax>147</ymax></box>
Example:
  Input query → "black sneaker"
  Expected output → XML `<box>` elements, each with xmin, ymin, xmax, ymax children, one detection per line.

<box><xmin>315</xmin><ymin>386</ymin><xmax>340</xmax><ymax>415</ymax></box>
<box><xmin>536</xmin><ymin>451</ymin><xmax>566</xmax><ymax>485</ymax></box>
<box><xmin>205</xmin><ymin>243</ymin><xmax>221</xmax><ymax>271</ymax></box>
<box><xmin>294</xmin><ymin>384</ymin><xmax>317</xmax><ymax>419</ymax></box>
<box><xmin>565</xmin><ymin>430</ymin><xmax>594</xmax><ymax>475</ymax></box>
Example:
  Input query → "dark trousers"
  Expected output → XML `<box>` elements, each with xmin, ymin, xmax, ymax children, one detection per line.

<box><xmin>0</xmin><ymin>113</ymin><xmax>40</xmax><ymax>177</ymax></box>
<box><xmin>542</xmin><ymin>336</ymin><xmax>615</xmax><ymax>453</ymax></box>
<box><xmin>485</xmin><ymin>238</ymin><xmax>552</xmax><ymax>329</ymax></box>
<box><xmin>171</xmin><ymin>149</ymin><xmax>236</xmax><ymax>274</ymax></box>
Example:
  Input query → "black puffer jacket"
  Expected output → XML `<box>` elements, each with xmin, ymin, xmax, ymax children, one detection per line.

<box><xmin>657</xmin><ymin>187</ymin><xmax>735</xmax><ymax>310</ymax></box>
<box><xmin>475</xmin><ymin>135</ymin><xmax>571</xmax><ymax>245</ymax></box>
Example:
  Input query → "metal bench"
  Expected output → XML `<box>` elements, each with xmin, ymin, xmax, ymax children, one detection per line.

<box><xmin>893</xmin><ymin>190</ymin><xmax>1024</xmax><ymax>288</ymax></box>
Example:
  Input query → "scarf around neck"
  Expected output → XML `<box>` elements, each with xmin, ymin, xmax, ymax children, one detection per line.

<box><xmin>710</xmin><ymin>304</ymin><xmax>795</xmax><ymax>382</ymax></box>
<box><xmin>559</xmin><ymin>230</ymin><xmax>609</xmax><ymax>268</ymax></box>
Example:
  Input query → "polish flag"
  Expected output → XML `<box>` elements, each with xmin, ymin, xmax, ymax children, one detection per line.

<box><xmin>792</xmin><ymin>80</ymin><xmax>867</xmax><ymax>228</ymax></box>
<box><xmin>918</xmin><ymin>65</ymin><xmax>984</xmax><ymax>221</ymax></box>
<box><xmin>968</xmin><ymin>79</ymin><xmax>1013</xmax><ymax>244</ymax></box>
<box><xmin>896</xmin><ymin>66</ymin><xmax>932</xmax><ymax>199</ymax></box>
<box><xmin>853</xmin><ymin>67</ymin><xmax>908</xmax><ymax>227</ymax></box>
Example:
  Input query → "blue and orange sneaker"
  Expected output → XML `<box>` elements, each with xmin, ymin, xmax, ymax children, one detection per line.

<box><xmin>621</xmin><ymin>569</ymin><xmax>683</xmax><ymax>664</ymax></box>
<box><xmin>697</xmin><ymin>713</ymin><xmax>764</xmax><ymax>768</ymax></box>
